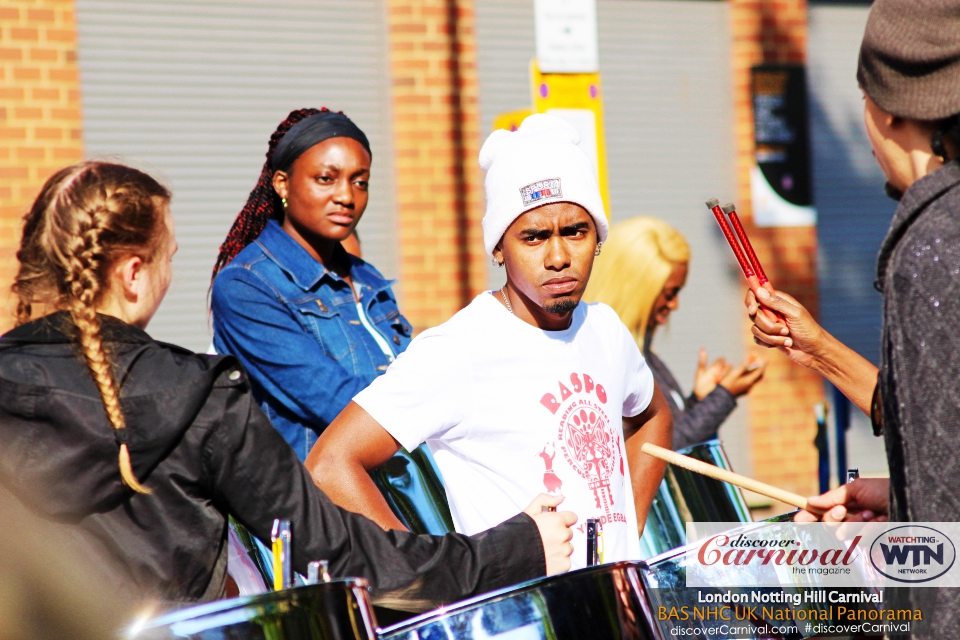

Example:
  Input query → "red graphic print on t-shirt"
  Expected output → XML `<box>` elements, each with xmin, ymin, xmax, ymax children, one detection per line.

<box><xmin>539</xmin><ymin>372</ymin><xmax>626</xmax><ymax>524</ymax></box>
<box><xmin>561</xmin><ymin>402</ymin><xmax>615</xmax><ymax>509</ymax></box>
<box><xmin>537</xmin><ymin>444</ymin><xmax>563</xmax><ymax>494</ymax></box>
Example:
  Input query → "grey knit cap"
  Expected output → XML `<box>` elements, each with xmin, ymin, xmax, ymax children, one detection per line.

<box><xmin>857</xmin><ymin>0</ymin><xmax>960</xmax><ymax>120</ymax></box>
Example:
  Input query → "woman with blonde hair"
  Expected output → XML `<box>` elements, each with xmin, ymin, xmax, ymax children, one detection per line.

<box><xmin>0</xmin><ymin>160</ymin><xmax>573</xmax><ymax>607</ymax></box>
<box><xmin>584</xmin><ymin>216</ymin><xmax>764</xmax><ymax>450</ymax></box>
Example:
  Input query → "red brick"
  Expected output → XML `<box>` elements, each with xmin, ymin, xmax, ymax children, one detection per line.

<box><xmin>44</xmin><ymin>28</ymin><xmax>75</xmax><ymax>43</ymax></box>
<box><xmin>34</xmin><ymin>127</ymin><xmax>62</xmax><ymax>140</ymax></box>
<box><xmin>10</xmin><ymin>28</ymin><xmax>39</xmax><ymax>42</ymax></box>
<box><xmin>0</xmin><ymin>167</ymin><xmax>29</xmax><ymax>179</ymax></box>
<box><xmin>0</xmin><ymin>88</ymin><xmax>25</xmax><ymax>100</ymax></box>
<box><xmin>14</xmin><ymin>107</ymin><xmax>42</xmax><ymax>119</ymax></box>
<box><xmin>0</xmin><ymin>47</ymin><xmax>23</xmax><ymax>61</ymax></box>
<box><xmin>27</xmin><ymin>8</ymin><xmax>56</xmax><ymax>22</ymax></box>
<box><xmin>29</xmin><ymin>47</ymin><xmax>58</xmax><ymax>61</ymax></box>
<box><xmin>52</xmin><ymin>146</ymin><xmax>81</xmax><ymax>160</ymax></box>
<box><xmin>0</xmin><ymin>127</ymin><xmax>27</xmax><ymax>140</ymax></box>
<box><xmin>13</xmin><ymin>67</ymin><xmax>41</xmax><ymax>81</ymax></box>
<box><xmin>48</xmin><ymin>67</ymin><xmax>78</xmax><ymax>82</ymax></box>
<box><xmin>51</xmin><ymin>107</ymin><xmax>79</xmax><ymax>120</ymax></box>
<box><xmin>31</xmin><ymin>87</ymin><xmax>59</xmax><ymax>100</ymax></box>
<box><xmin>15</xmin><ymin>146</ymin><xmax>45</xmax><ymax>159</ymax></box>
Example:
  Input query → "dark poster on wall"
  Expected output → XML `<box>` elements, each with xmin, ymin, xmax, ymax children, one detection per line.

<box><xmin>750</xmin><ymin>64</ymin><xmax>816</xmax><ymax>226</ymax></box>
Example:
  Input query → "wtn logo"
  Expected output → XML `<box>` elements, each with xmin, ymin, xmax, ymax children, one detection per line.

<box><xmin>870</xmin><ymin>526</ymin><xmax>956</xmax><ymax>583</ymax></box>
<box><xmin>879</xmin><ymin>541</ymin><xmax>943</xmax><ymax>566</ymax></box>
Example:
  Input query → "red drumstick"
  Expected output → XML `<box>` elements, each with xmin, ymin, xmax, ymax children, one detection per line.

<box><xmin>706</xmin><ymin>197</ymin><xmax>754</xmax><ymax>279</ymax></box>
<box><xmin>722</xmin><ymin>202</ymin><xmax>785</xmax><ymax>323</ymax></box>
<box><xmin>722</xmin><ymin>202</ymin><xmax>769</xmax><ymax>286</ymax></box>
<box><xmin>705</xmin><ymin>199</ymin><xmax>779</xmax><ymax>324</ymax></box>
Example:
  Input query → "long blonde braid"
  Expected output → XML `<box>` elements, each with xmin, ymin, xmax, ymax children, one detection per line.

<box><xmin>13</xmin><ymin>162</ymin><xmax>170</xmax><ymax>494</ymax></box>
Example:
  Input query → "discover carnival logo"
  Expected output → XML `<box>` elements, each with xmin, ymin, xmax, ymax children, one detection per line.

<box><xmin>869</xmin><ymin>526</ymin><xmax>956</xmax><ymax>583</ymax></box>
<box><xmin>685</xmin><ymin>522</ymin><xmax>960</xmax><ymax>589</ymax></box>
<box><xmin>696</xmin><ymin>532</ymin><xmax>861</xmax><ymax>573</ymax></box>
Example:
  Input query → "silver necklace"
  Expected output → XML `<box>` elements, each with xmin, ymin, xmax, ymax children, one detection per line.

<box><xmin>499</xmin><ymin>285</ymin><xmax>513</xmax><ymax>315</ymax></box>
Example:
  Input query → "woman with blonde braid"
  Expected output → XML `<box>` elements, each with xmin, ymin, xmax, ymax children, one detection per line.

<box><xmin>0</xmin><ymin>161</ymin><xmax>575</xmax><ymax>608</ymax></box>
<box><xmin>583</xmin><ymin>216</ymin><xmax>765</xmax><ymax>450</ymax></box>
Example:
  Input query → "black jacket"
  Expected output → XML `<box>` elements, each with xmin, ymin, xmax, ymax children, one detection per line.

<box><xmin>0</xmin><ymin>313</ymin><xmax>543</xmax><ymax>606</ymax></box>
<box><xmin>876</xmin><ymin>160</ymin><xmax>960</xmax><ymax>523</ymax></box>
<box><xmin>875</xmin><ymin>161</ymin><xmax>960</xmax><ymax>638</ymax></box>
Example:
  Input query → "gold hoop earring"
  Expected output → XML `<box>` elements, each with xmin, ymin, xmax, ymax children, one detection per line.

<box><xmin>594</xmin><ymin>242</ymin><xmax>603</xmax><ymax>256</ymax></box>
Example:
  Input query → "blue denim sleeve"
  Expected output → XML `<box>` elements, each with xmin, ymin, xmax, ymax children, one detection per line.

<box><xmin>211</xmin><ymin>267</ymin><xmax>369</xmax><ymax>430</ymax></box>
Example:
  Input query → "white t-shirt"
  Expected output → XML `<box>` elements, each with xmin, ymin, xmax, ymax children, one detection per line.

<box><xmin>354</xmin><ymin>292</ymin><xmax>655</xmax><ymax>569</ymax></box>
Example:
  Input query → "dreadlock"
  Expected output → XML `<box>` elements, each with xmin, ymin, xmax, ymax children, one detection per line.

<box><xmin>212</xmin><ymin>107</ymin><xmax>326</xmax><ymax>279</ymax></box>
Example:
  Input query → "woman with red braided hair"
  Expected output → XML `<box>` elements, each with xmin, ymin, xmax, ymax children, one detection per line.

<box><xmin>211</xmin><ymin>108</ymin><xmax>414</xmax><ymax>461</ymax></box>
<box><xmin>0</xmin><ymin>160</ymin><xmax>575</xmax><ymax>609</ymax></box>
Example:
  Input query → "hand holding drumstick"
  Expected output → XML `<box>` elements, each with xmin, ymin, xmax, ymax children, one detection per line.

<box><xmin>794</xmin><ymin>478</ymin><xmax>889</xmax><ymax>523</ymax></box>
<box><xmin>641</xmin><ymin>433</ymin><xmax>891</xmax><ymax>523</ymax></box>
<box><xmin>640</xmin><ymin>443</ymin><xmax>824</xmax><ymax>515</ymax></box>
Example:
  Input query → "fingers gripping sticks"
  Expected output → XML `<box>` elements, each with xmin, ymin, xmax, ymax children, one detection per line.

<box><xmin>705</xmin><ymin>199</ymin><xmax>782</xmax><ymax>324</ymax></box>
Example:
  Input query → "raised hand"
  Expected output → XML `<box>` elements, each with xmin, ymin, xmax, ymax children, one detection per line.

<box><xmin>693</xmin><ymin>348</ymin><xmax>731</xmax><ymax>400</ymax></box>
<box><xmin>718</xmin><ymin>353</ymin><xmax>766</xmax><ymax>398</ymax></box>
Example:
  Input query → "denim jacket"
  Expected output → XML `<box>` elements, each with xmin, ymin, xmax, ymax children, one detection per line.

<box><xmin>211</xmin><ymin>220</ymin><xmax>413</xmax><ymax>460</ymax></box>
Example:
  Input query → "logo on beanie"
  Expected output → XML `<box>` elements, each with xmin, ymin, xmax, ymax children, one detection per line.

<box><xmin>521</xmin><ymin>178</ymin><xmax>563</xmax><ymax>207</ymax></box>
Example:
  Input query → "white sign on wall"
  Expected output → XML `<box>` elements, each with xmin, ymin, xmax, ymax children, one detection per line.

<box><xmin>534</xmin><ymin>0</ymin><xmax>599</xmax><ymax>73</ymax></box>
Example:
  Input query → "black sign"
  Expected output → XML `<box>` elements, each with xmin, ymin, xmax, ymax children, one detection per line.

<box><xmin>751</xmin><ymin>65</ymin><xmax>813</xmax><ymax>208</ymax></box>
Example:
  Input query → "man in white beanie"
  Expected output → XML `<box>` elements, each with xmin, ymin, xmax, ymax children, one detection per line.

<box><xmin>307</xmin><ymin>114</ymin><xmax>673</xmax><ymax>571</ymax></box>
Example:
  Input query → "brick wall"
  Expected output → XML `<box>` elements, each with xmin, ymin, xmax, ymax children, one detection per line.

<box><xmin>730</xmin><ymin>0</ymin><xmax>823</xmax><ymax>501</ymax></box>
<box><xmin>386</xmin><ymin>0</ymin><xmax>487</xmax><ymax>333</ymax></box>
<box><xmin>0</xmin><ymin>0</ymin><xmax>82</xmax><ymax>332</ymax></box>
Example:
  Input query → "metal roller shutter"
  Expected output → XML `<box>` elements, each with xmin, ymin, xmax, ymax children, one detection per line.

<box><xmin>76</xmin><ymin>0</ymin><xmax>398</xmax><ymax>352</ymax></box>
<box><xmin>808</xmin><ymin>4</ymin><xmax>891</xmax><ymax>367</ymax></box>
<box><xmin>476</xmin><ymin>0</ymin><xmax>748</xmax><ymax>470</ymax></box>
<box><xmin>475</xmin><ymin>0</ymin><xmax>536</xmax><ymax>291</ymax></box>
<box><xmin>808</xmin><ymin>4</ymin><xmax>889</xmax><ymax>474</ymax></box>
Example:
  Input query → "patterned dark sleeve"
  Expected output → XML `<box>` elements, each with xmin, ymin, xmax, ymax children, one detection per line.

<box><xmin>671</xmin><ymin>386</ymin><xmax>737</xmax><ymax>450</ymax></box>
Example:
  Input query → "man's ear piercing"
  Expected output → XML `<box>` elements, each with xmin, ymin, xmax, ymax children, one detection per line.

<box><xmin>491</xmin><ymin>257</ymin><xmax>504</xmax><ymax>267</ymax></box>
<box><xmin>595</xmin><ymin>242</ymin><xmax>603</xmax><ymax>256</ymax></box>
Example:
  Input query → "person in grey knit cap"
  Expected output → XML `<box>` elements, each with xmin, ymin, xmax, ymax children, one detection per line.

<box><xmin>748</xmin><ymin>0</ymin><xmax>960</xmax><ymax>635</ymax></box>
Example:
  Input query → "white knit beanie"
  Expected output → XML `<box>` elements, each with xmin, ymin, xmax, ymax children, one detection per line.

<box><xmin>479</xmin><ymin>113</ymin><xmax>609</xmax><ymax>256</ymax></box>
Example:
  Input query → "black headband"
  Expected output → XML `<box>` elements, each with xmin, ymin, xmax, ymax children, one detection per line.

<box><xmin>271</xmin><ymin>110</ymin><xmax>371</xmax><ymax>171</ymax></box>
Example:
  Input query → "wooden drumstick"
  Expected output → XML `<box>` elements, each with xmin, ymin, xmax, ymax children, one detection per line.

<box><xmin>640</xmin><ymin>443</ymin><xmax>824</xmax><ymax>515</ymax></box>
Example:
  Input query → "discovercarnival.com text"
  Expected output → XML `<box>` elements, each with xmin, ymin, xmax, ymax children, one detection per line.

<box><xmin>668</xmin><ymin>622</ymin><xmax>912</xmax><ymax>637</ymax></box>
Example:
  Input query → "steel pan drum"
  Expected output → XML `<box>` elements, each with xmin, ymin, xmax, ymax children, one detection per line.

<box><xmin>372</xmin><ymin>445</ymin><xmax>454</xmax><ymax>535</ymax></box>
<box><xmin>639</xmin><ymin>439</ymin><xmax>752</xmax><ymax>559</ymax></box>
<box><xmin>377</xmin><ymin>562</ymin><xmax>657</xmax><ymax>640</ymax></box>
<box><xmin>228</xmin><ymin>517</ymin><xmax>274</xmax><ymax>596</ymax></box>
<box><xmin>129</xmin><ymin>581</ymin><xmax>377</xmax><ymax>640</ymax></box>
